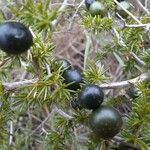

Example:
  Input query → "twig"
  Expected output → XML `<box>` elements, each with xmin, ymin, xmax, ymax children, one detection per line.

<box><xmin>135</xmin><ymin>0</ymin><xmax>150</xmax><ymax>15</ymax></box>
<box><xmin>100</xmin><ymin>73</ymin><xmax>150</xmax><ymax>89</ymax></box>
<box><xmin>3</xmin><ymin>78</ymin><xmax>38</xmax><ymax>90</ymax></box>
<box><xmin>84</xmin><ymin>31</ymin><xmax>91</xmax><ymax>69</ymax></box>
<box><xmin>57</xmin><ymin>0</ymin><xmax>69</xmax><ymax>12</ymax></box>
<box><xmin>116</xmin><ymin>12</ymin><xmax>150</xmax><ymax>31</ymax></box>
<box><xmin>130</xmin><ymin>52</ymin><xmax>146</xmax><ymax>66</ymax></box>
<box><xmin>2</xmin><ymin>73</ymin><xmax>150</xmax><ymax>90</ymax></box>
<box><xmin>68</xmin><ymin>0</ymin><xmax>85</xmax><ymax>30</ymax></box>
<box><xmin>53</xmin><ymin>105</ymin><xmax>73</xmax><ymax>119</ymax></box>
<box><xmin>29</xmin><ymin>110</ymin><xmax>54</xmax><ymax>136</ymax></box>
<box><xmin>29</xmin><ymin>27</ymin><xmax>36</xmax><ymax>38</ymax></box>
<box><xmin>145</xmin><ymin>0</ymin><xmax>148</xmax><ymax>8</ymax></box>
<box><xmin>125</xmin><ymin>23</ymin><xmax>150</xmax><ymax>28</ymax></box>
<box><xmin>41</xmin><ymin>127</ymin><xmax>48</xmax><ymax>135</ymax></box>
<box><xmin>0</xmin><ymin>57</ymin><xmax>11</xmax><ymax>67</ymax></box>
<box><xmin>51</xmin><ymin>0</ymin><xmax>69</xmax><ymax>26</ymax></box>
<box><xmin>50</xmin><ymin>3</ymin><xmax>74</xmax><ymax>8</ymax></box>
<box><xmin>114</xmin><ymin>0</ymin><xmax>141</xmax><ymax>24</ymax></box>
<box><xmin>108</xmin><ymin>12</ymin><xmax>125</xmax><ymax>46</ymax></box>
<box><xmin>43</xmin><ymin>63</ymin><xmax>51</xmax><ymax>116</ymax></box>
<box><xmin>45</xmin><ymin>63</ymin><xmax>52</xmax><ymax>76</ymax></box>
<box><xmin>112</xmin><ymin>28</ymin><xmax>126</xmax><ymax>46</ymax></box>
<box><xmin>9</xmin><ymin>120</ymin><xmax>13</xmax><ymax>145</ymax></box>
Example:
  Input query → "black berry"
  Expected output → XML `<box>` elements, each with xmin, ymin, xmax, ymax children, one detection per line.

<box><xmin>126</xmin><ymin>86</ymin><xmax>140</xmax><ymax>99</ymax></box>
<box><xmin>57</xmin><ymin>59</ymin><xmax>72</xmax><ymax>71</ymax></box>
<box><xmin>117</xmin><ymin>0</ymin><xmax>124</xmax><ymax>2</ymax></box>
<box><xmin>78</xmin><ymin>84</ymin><xmax>104</xmax><ymax>110</ymax></box>
<box><xmin>62</xmin><ymin>69</ymin><xmax>82</xmax><ymax>91</ymax></box>
<box><xmin>89</xmin><ymin>105</ymin><xmax>123</xmax><ymax>139</ymax></box>
<box><xmin>0</xmin><ymin>21</ymin><xmax>33</xmax><ymax>54</ymax></box>
<box><xmin>85</xmin><ymin>0</ymin><xmax>95</xmax><ymax>10</ymax></box>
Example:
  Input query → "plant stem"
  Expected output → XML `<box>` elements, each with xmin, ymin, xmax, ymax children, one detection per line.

<box><xmin>135</xmin><ymin>0</ymin><xmax>150</xmax><ymax>15</ymax></box>
<box><xmin>114</xmin><ymin>0</ymin><xmax>141</xmax><ymax>24</ymax></box>
<box><xmin>2</xmin><ymin>73</ymin><xmax>150</xmax><ymax>90</ymax></box>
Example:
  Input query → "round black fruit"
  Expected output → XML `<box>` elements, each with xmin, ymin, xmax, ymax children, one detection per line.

<box><xmin>117</xmin><ymin>0</ymin><xmax>124</xmax><ymax>2</ymax></box>
<box><xmin>126</xmin><ymin>86</ymin><xmax>139</xmax><ymax>99</ymax></box>
<box><xmin>62</xmin><ymin>69</ymin><xmax>82</xmax><ymax>91</ymax></box>
<box><xmin>78</xmin><ymin>84</ymin><xmax>104</xmax><ymax>110</ymax></box>
<box><xmin>0</xmin><ymin>21</ymin><xmax>33</xmax><ymax>54</ymax></box>
<box><xmin>85</xmin><ymin>0</ymin><xmax>95</xmax><ymax>10</ymax></box>
<box><xmin>58</xmin><ymin>59</ymin><xmax>72</xmax><ymax>71</ymax></box>
<box><xmin>89</xmin><ymin>105</ymin><xmax>123</xmax><ymax>139</ymax></box>
<box><xmin>89</xmin><ymin>1</ymin><xmax>106</xmax><ymax>17</ymax></box>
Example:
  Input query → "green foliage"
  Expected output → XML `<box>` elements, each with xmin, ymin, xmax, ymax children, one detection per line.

<box><xmin>87</xmin><ymin>134</ymin><xmax>103</xmax><ymax>149</ymax></box>
<box><xmin>10</xmin><ymin>0</ymin><xmax>58</xmax><ymax>32</ymax></box>
<box><xmin>45</xmin><ymin>114</ymin><xmax>74</xmax><ymax>150</ymax></box>
<box><xmin>73</xmin><ymin>109</ymin><xmax>89</xmax><ymax>124</ymax></box>
<box><xmin>122</xmin><ymin>27</ymin><xmax>144</xmax><ymax>52</ymax></box>
<box><xmin>121</xmin><ymin>82</ymin><xmax>150</xmax><ymax>150</ymax></box>
<box><xmin>141</xmin><ymin>49</ymin><xmax>150</xmax><ymax>69</ymax></box>
<box><xmin>31</xmin><ymin>35</ymin><xmax>55</xmax><ymax>62</ymax></box>
<box><xmin>13</xmin><ymin>72</ymin><xmax>72</xmax><ymax>107</ymax></box>
<box><xmin>107</xmin><ymin>95</ymin><xmax>127</xmax><ymax>107</ymax></box>
<box><xmin>100</xmin><ymin>0</ymin><xmax>115</xmax><ymax>11</ymax></box>
<box><xmin>82</xmin><ymin>15</ymin><xmax>113</xmax><ymax>34</ymax></box>
<box><xmin>0</xmin><ymin>92</ymin><xmax>13</xmax><ymax>145</ymax></box>
<box><xmin>141</xmin><ymin>16</ymin><xmax>150</xmax><ymax>24</ymax></box>
<box><xmin>83</xmin><ymin>61</ymin><xmax>108</xmax><ymax>84</ymax></box>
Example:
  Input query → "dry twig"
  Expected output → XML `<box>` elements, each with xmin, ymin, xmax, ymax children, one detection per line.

<box><xmin>2</xmin><ymin>73</ymin><xmax>150</xmax><ymax>90</ymax></box>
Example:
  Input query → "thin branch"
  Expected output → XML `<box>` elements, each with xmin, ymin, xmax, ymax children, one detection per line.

<box><xmin>51</xmin><ymin>0</ymin><xmax>69</xmax><ymax>26</ymax></box>
<box><xmin>57</xmin><ymin>0</ymin><xmax>69</xmax><ymax>12</ymax></box>
<box><xmin>108</xmin><ymin>12</ymin><xmax>125</xmax><ymax>47</ymax></box>
<box><xmin>114</xmin><ymin>0</ymin><xmax>142</xmax><ymax>24</ymax></box>
<box><xmin>29</xmin><ymin>27</ymin><xmax>36</xmax><ymax>38</ymax></box>
<box><xmin>125</xmin><ymin>23</ymin><xmax>150</xmax><ymax>28</ymax></box>
<box><xmin>145</xmin><ymin>0</ymin><xmax>148</xmax><ymax>8</ymax></box>
<box><xmin>9</xmin><ymin>121</ymin><xmax>13</xmax><ymax>145</ymax></box>
<box><xmin>135</xmin><ymin>0</ymin><xmax>150</xmax><ymax>15</ymax></box>
<box><xmin>29</xmin><ymin>109</ymin><xmax>54</xmax><ymax>136</ymax></box>
<box><xmin>130</xmin><ymin>52</ymin><xmax>146</xmax><ymax>66</ymax></box>
<box><xmin>114</xmin><ymin>0</ymin><xmax>150</xmax><ymax>32</ymax></box>
<box><xmin>45</xmin><ymin>63</ymin><xmax>52</xmax><ymax>76</ymax></box>
<box><xmin>116</xmin><ymin>12</ymin><xmax>150</xmax><ymax>30</ymax></box>
<box><xmin>68</xmin><ymin>0</ymin><xmax>84</xmax><ymax>30</ymax></box>
<box><xmin>112</xmin><ymin>28</ymin><xmax>126</xmax><ymax>46</ymax></box>
<box><xmin>2</xmin><ymin>73</ymin><xmax>150</xmax><ymax>90</ymax></box>
<box><xmin>53</xmin><ymin>105</ymin><xmax>73</xmax><ymax>119</ymax></box>
<box><xmin>3</xmin><ymin>78</ymin><xmax>38</xmax><ymax>90</ymax></box>
<box><xmin>0</xmin><ymin>57</ymin><xmax>11</xmax><ymax>67</ymax></box>
<box><xmin>100</xmin><ymin>73</ymin><xmax>150</xmax><ymax>89</ymax></box>
<box><xmin>84</xmin><ymin>31</ymin><xmax>91</xmax><ymax>69</ymax></box>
